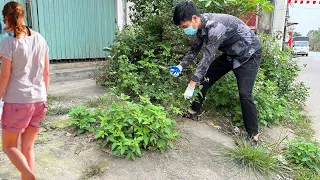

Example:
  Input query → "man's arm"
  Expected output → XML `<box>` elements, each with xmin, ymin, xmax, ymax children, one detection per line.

<box><xmin>190</xmin><ymin>23</ymin><xmax>227</xmax><ymax>87</ymax></box>
<box><xmin>179</xmin><ymin>35</ymin><xmax>204</xmax><ymax>69</ymax></box>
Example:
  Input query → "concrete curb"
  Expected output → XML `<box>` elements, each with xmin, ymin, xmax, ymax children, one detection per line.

<box><xmin>50</xmin><ymin>67</ymin><xmax>96</xmax><ymax>83</ymax></box>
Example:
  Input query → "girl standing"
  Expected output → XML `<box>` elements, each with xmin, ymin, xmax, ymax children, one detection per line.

<box><xmin>0</xmin><ymin>1</ymin><xmax>49</xmax><ymax>180</ymax></box>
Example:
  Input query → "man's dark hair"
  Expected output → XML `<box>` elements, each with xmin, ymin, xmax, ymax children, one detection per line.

<box><xmin>173</xmin><ymin>1</ymin><xmax>200</xmax><ymax>26</ymax></box>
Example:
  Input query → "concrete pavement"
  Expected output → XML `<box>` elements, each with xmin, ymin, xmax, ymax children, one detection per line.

<box><xmin>298</xmin><ymin>51</ymin><xmax>320</xmax><ymax>141</ymax></box>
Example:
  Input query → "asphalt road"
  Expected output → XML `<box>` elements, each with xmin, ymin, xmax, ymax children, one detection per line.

<box><xmin>298</xmin><ymin>51</ymin><xmax>320</xmax><ymax>141</ymax></box>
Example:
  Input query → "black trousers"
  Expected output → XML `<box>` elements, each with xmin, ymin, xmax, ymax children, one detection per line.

<box><xmin>191</xmin><ymin>49</ymin><xmax>262</xmax><ymax>136</ymax></box>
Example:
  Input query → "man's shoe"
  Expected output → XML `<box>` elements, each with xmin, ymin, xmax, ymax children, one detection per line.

<box><xmin>182</xmin><ymin>110</ymin><xmax>200</xmax><ymax>121</ymax></box>
<box><xmin>246</xmin><ymin>134</ymin><xmax>260</xmax><ymax>147</ymax></box>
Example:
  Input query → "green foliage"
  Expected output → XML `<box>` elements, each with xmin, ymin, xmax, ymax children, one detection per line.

<box><xmin>197</xmin><ymin>0</ymin><xmax>274</xmax><ymax>17</ymax></box>
<box><xmin>308</xmin><ymin>28</ymin><xmax>320</xmax><ymax>51</ymax></box>
<box><xmin>69</xmin><ymin>95</ymin><xmax>179</xmax><ymax>160</ymax></box>
<box><xmin>223</xmin><ymin>138</ymin><xmax>291</xmax><ymax>178</ymax></box>
<box><xmin>95</xmin><ymin>95</ymin><xmax>178</xmax><ymax>160</ymax></box>
<box><xmin>87</xmin><ymin>94</ymin><xmax>111</xmax><ymax>108</ymax></box>
<box><xmin>101</xmin><ymin>43</ymin><xmax>188</xmax><ymax>113</ymax></box>
<box><xmin>292</xmin><ymin>166</ymin><xmax>320</xmax><ymax>180</ymax></box>
<box><xmin>68</xmin><ymin>106</ymin><xmax>106</xmax><ymax>134</ymax></box>
<box><xmin>97</xmin><ymin>0</ymin><xmax>307</xmax><ymax>128</ymax></box>
<box><xmin>285</xmin><ymin>140</ymin><xmax>320</xmax><ymax>174</ymax></box>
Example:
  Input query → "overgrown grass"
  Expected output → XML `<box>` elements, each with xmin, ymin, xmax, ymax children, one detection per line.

<box><xmin>287</xmin><ymin>115</ymin><xmax>314</xmax><ymax>140</ymax></box>
<box><xmin>46</xmin><ymin>94</ymin><xmax>71</xmax><ymax>116</ymax></box>
<box><xmin>47</xmin><ymin>94</ymin><xmax>68</xmax><ymax>103</ymax></box>
<box><xmin>86</xmin><ymin>94</ymin><xmax>110</xmax><ymax>108</ymax></box>
<box><xmin>285</xmin><ymin>115</ymin><xmax>320</xmax><ymax>179</ymax></box>
<box><xmin>292</xmin><ymin>165</ymin><xmax>320</xmax><ymax>180</ymax></box>
<box><xmin>46</xmin><ymin>106</ymin><xmax>70</xmax><ymax>116</ymax></box>
<box><xmin>223</xmin><ymin>117</ymin><xmax>319</xmax><ymax>180</ymax></box>
<box><xmin>222</xmin><ymin>138</ymin><xmax>291</xmax><ymax>179</ymax></box>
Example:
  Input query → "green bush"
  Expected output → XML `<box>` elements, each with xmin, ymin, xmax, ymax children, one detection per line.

<box><xmin>68</xmin><ymin>106</ymin><xmax>106</xmax><ymax>134</ymax></box>
<box><xmin>95</xmin><ymin>95</ymin><xmax>178</xmax><ymax>160</ymax></box>
<box><xmin>285</xmin><ymin>140</ymin><xmax>320</xmax><ymax>174</ymax></box>
<box><xmin>97</xmin><ymin>0</ymin><xmax>308</xmax><ymax>128</ymax></box>
<box><xmin>69</xmin><ymin>95</ymin><xmax>179</xmax><ymax>160</ymax></box>
<box><xmin>99</xmin><ymin>42</ymin><xmax>188</xmax><ymax>114</ymax></box>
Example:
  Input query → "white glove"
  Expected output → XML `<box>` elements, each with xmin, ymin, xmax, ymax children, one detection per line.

<box><xmin>184</xmin><ymin>84</ymin><xmax>195</xmax><ymax>100</ymax></box>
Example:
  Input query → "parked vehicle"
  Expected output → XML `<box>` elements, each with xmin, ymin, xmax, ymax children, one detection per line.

<box><xmin>293</xmin><ymin>36</ymin><xmax>310</xmax><ymax>56</ymax></box>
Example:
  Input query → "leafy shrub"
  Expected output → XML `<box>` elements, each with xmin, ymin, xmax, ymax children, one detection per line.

<box><xmin>69</xmin><ymin>95</ymin><xmax>179</xmax><ymax>160</ymax></box>
<box><xmin>68</xmin><ymin>106</ymin><xmax>106</xmax><ymax>134</ymax></box>
<box><xmin>99</xmin><ymin>43</ymin><xmax>188</xmax><ymax>114</ymax></box>
<box><xmin>95</xmin><ymin>95</ymin><xmax>179</xmax><ymax>160</ymax></box>
<box><xmin>97</xmin><ymin>0</ymin><xmax>308</xmax><ymax>128</ymax></box>
<box><xmin>285</xmin><ymin>140</ymin><xmax>320</xmax><ymax>174</ymax></box>
<box><xmin>196</xmin><ymin>0</ymin><xmax>274</xmax><ymax>19</ymax></box>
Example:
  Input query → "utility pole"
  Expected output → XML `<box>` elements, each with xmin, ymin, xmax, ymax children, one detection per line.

<box><xmin>283</xmin><ymin>1</ymin><xmax>290</xmax><ymax>50</ymax></box>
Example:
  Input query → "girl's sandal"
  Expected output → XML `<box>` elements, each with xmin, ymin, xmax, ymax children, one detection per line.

<box><xmin>182</xmin><ymin>111</ymin><xmax>200</xmax><ymax>121</ymax></box>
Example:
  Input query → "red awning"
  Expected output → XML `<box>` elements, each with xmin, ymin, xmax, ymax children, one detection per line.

<box><xmin>288</xmin><ymin>0</ymin><xmax>320</xmax><ymax>4</ymax></box>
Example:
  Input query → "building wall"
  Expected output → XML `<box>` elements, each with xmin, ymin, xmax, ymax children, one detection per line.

<box><xmin>116</xmin><ymin>0</ymin><xmax>127</xmax><ymax>30</ymax></box>
<box><xmin>257</xmin><ymin>11</ymin><xmax>273</xmax><ymax>34</ymax></box>
<box><xmin>116</xmin><ymin>0</ymin><xmax>133</xmax><ymax>29</ymax></box>
<box><xmin>272</xmin><ymin>0</ymin><xmax>288</xmax><ymax>48</ymax></box>
<box><xmin>1</xmin><ymin>0</ymin><xmax>116</xmax><ymax>60</ymax></box>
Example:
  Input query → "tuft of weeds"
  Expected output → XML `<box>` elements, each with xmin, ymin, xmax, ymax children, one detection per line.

<box><xmin>86</xmin><ymin>94</ymin><xmax>110</xmax><ymax>108</ymax></box>
<box><xmin>46</xmin><ymin>94</ymin><xmax>71</xmax><ymax>116</ymax></box>
<box><xmin>287</xmin><ymin>115</ymin><xmax>314</xmax><ymax>140</ymax></box>
<box><xmin>80</xmin><ymin>161</ymin><xmax>107</xmax><ymax>180</ymax></box>
<box><xmin>291</xmin><ymin>165</ymin><xmax>320</xmax><ymax>180</ymax></box>
<box><xmin>47</xmin><ymin>106</ymin><xmax>70</xmax><ymax>116</ymax></box>
<box><xmin>222</xmin><ymin>138</ymin><xmax>292</xmax><ymax>179</ymax></box>
<box><xmin>47</xmin><ymin>94</ymin><xmax>68</xmax><ymax>104</ymax></box>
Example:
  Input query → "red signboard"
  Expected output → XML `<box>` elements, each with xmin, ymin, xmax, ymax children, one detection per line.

<box><xmin>241</xmin><ymin>11</ymin><xmax>259</xmax><ymax>30</ymax></box>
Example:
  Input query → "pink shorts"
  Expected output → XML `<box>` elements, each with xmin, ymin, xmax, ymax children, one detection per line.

<box><xmin>1</xmin><ymin>102</ymin><xmax>48</xmax><ymax>133</ymax></box>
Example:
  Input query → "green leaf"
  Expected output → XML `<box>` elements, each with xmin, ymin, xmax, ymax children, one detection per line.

<box><xmin>157</xmin><ymin>139</ymin><xmax>166</xmax><ymax>148</ymax></box>
<box><xmin>126</xmin><ymin>151</ymin><xmax>133</xmax><ymax>160</ymax></box>
<box><xmin>167</xmin><ymin>141</ymin><xmax>175</xmax><ymax>149</ymax></box>
<box><xmin>136</xmin><ymin>147</ymin><xmax>142</xmax><ymax>157</ymax></box>
<box><xmin>205</xmin><ymin>0</ymin><xmax>212</xmax><ymax>7</ymax></box>
<box><xmin>111</xmin><ymin>143</ymin><xmax>118</xmax><ymax>150</ymax></box>
<box><xmin>120</xmin><ymin>148</ymin><xmax>126</xmax><ymax>155</ymax></box>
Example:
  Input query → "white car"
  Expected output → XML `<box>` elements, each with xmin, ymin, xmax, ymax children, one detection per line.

<box><xmin>293</xmin><ymin>41</ymin><xmax>309</xmax><ymax>56</ymax></box>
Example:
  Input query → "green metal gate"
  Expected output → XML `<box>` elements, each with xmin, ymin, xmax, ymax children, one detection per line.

<box><xmin>1</xmin><ymin>0</ymin><xmax>116</xmax><ymax>60</ymax></box>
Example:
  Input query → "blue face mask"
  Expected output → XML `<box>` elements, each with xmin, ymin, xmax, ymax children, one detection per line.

<box><xmin>183</xmin><ymin>23</ymin><xmax>198</xmax><ymax>36</ymax></box>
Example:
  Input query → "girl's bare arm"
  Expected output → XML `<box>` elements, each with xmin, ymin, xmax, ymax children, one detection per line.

<box><xmin>0</xmin><ymin>57</ymin><xmax>11</xmax><ymax>99</ymax></box>
<box><xmin>43</xmin><ymin>53</ymin><xmax>50</xmax><ymax>93</ymax></box>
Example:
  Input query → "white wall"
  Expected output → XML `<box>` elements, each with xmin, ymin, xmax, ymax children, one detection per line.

<box><xmin>115</xmin><ymin>0</ymin><xmax>127</xmax><ymax>30</ymax></box>
<box><xmin>115</xmin><ymin>0</ymin><xmax>133</xmax><ymax>30</ymax></box>
<box><xmin>272</xmin><ymin>0</ymin><xmax>288</xmax><ymax>48</ymax></box>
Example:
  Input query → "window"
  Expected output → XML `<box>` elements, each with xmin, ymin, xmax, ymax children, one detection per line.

<box><xmin>294</xmin><ymin>41</ymin><xmax>309</xmax><ymax>47</ymax></box>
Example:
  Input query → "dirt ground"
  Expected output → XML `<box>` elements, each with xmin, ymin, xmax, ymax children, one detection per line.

<box><xmin>0</xmin><ymin>79</ymin><xmax>283</xmax><ymax>180</ymax></box>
